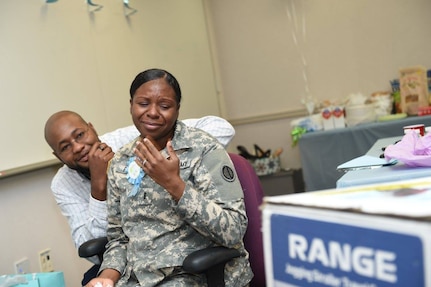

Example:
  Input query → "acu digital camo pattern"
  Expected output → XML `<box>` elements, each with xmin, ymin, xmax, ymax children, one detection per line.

<box><xmin>101</xmin><ymin>121</ymin><xmax>253</xmax><ymax>286</ymax></box>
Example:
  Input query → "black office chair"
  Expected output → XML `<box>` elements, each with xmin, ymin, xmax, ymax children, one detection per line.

<box><xmin>78</xmin><ymin>153</ymin><xmax>265</xmax><ymax>287</ymax></box>
<box><xmin>79</xmin><ymin>239</ymin><xmax>241</xmax><ymax>287</ymax></box>
<box><xmin>78</xmin><ymin>237</ymin><xmax>108</xmax><ymax>286</ymax></box>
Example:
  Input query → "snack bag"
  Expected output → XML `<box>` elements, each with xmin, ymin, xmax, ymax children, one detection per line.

<box><xmin>399</xmin><ymin>66</ymin><xmax>430</xmax><ymax>115</ymax></box>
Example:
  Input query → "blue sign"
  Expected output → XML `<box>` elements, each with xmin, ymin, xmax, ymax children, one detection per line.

<box><xmin>270</xmin><ymin>214</ymin><xmax>424</xmax><ymax>286</ymax></box>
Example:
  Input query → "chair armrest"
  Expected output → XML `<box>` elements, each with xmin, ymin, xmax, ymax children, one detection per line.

<box><xmin>183</xmin><ymin>246</ymin><xmax>241</xmax><ymax>274</ymax></box>
<box><xmin>78</xmin><ymin>237</ymin><xmax>108</xmax><ymax>259</ymax></box>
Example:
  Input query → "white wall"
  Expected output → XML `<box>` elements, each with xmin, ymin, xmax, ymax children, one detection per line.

<box><xmin>208</xmin><ymin>0</ymin><xmax>431</xmax><ymax>169</ymax></box>
<box><xmin>0</xmin><ymin>0</ymin><xmax>219</xmax><ymax>172</ymax></box>
<box><xmin>0</xmin><ymin>166</ymin><xmax>92</xmax><ymax>286</ymax></box>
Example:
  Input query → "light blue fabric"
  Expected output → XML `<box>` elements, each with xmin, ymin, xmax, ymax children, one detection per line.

<box><xmin>24</xmin><ymin>272</ymin><xmax>65</xmax><ymax>287</ymax></box>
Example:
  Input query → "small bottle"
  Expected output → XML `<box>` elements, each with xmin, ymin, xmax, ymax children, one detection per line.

<box><xmin>390</xmin><ymin>79</ymin><xmax>400</xmax><ymax>114</ymax></box>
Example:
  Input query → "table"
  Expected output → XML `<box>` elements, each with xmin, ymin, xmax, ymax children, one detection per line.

<box><xmin>298</xmin><ymin>115</ymin><xmax>431</xmax><ymax>191</ymax></box>
<box><xmin>259</xmin><ymin>170</ymin><xmax>295</xmax><ymax>196</ymax></box>
<box><xmin>337</xmin><ymin>136</ymin><xmax>431</xmax><ymax>188</ymax></box>
<box><xmin>258</xmin><ymin>169</ymin><xmax>305</xmax><ymax>196</ymax></box>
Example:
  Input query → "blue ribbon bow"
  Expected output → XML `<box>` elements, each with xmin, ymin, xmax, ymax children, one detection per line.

<box><xmin>126</xmin><ymin>156</ymin><xmax>145</xmax><ymax>197</ymax></box>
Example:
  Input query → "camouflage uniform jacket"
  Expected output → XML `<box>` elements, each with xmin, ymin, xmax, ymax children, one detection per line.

<box><xmin>101</xmin><ymin>121</ymin><xmax>253</xmax><ymax>286</ymax></box>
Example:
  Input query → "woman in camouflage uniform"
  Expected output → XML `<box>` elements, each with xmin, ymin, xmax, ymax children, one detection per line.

<box><xmin>86</xmin><ymin>68</ymin><xmax>253</xmax><ymax>287</ymax></box>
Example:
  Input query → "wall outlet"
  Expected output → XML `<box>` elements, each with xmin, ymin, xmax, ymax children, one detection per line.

<box><xmin>38</xmin><ymin>249</ymin><xmax>54</xmax><ymax>272</ymax></box>
<box><xmin>14</xmin><ymin>257</ymin><xmax>30</xmax><ymax>274</ymax></box>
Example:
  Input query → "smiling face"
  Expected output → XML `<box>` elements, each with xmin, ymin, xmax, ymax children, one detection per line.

<box><xmin>45</xmin><ymin>112</ymin><xmax>99</xmax><ymax>171</ymax></box>
<box><xmin>130</xmin><ymin>78</ymin><xmax>180</xmax><ymax>149</ymax></box>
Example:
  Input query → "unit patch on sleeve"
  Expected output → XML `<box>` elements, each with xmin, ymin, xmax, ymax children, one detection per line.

<box><xmin>221</xmin><ymin>165</ymin><xmax>235</xmax><ymax>182</ymax></box>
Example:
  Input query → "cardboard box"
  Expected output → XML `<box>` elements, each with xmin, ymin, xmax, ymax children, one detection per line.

<box><xmin>262</xmin><ymin>177</ymin><xmax>431</xmax><ymax>287</ymax></box>
<box><xmin>332</xmin><ymin>106</ymin><xmax>345</xmax><ymax>128</ymax></box>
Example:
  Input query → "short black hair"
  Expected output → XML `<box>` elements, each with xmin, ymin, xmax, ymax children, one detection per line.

<box><xmin>129</xmin><ymin>68</ymin><xmax>182</xmax><ymax>104</ymax></box>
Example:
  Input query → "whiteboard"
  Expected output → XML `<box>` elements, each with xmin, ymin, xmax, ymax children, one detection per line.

<box><xmin>0</xmin><ymin>0</ymin><xmax>219</xmax><ymax>175</ymax></box>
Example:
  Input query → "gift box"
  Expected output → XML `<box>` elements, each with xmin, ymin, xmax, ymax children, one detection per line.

<box><xmin>250</xmin><ymin>156</ymin><xmax>281</xmax><ymax>176</ymax></box>
<box><xmin>0</xmin><ymin>272</ymin><xmax>65</xmax><ymax>287</ymax></box>
<box><xmin>237</xmin><ymin>144</ymin><xmax>283</xmax><ymax>176</ymax></box>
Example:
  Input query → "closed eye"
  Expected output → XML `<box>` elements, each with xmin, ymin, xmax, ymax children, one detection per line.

<box><xmin>138</xmin><ymin>102</ymin><xmax>149</xmax><ymax>107</ymax></box>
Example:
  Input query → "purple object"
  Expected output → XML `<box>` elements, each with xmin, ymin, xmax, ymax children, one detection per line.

<box><xmin>229</xmin><ymin>153</ymin><xmax>266</xmax><ymax>286</ymax></box>
<box><xmin>385</xmin><ymin>131</ymin><xmax>431</xmax><ymax>166</ymax></box>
